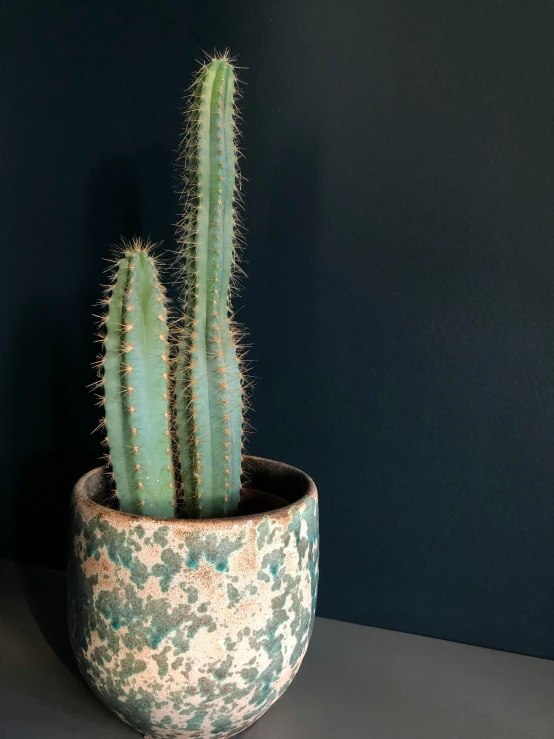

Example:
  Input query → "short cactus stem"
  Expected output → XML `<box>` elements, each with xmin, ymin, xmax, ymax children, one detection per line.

<box><xmin>97</xmin><ymin>239</ymin><xmax>175</xmax><ymax>517</ymax></box>
<box><xmin>175</xmin><ymin>56</ymin><xmax>244</xmax><ymax>519</ymax></box>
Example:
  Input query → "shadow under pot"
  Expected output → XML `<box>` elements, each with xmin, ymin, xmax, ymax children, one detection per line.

<box><xmin>67</xmin><ymin>455</ymin><xmax>319</xmax><ymax>739</ymax></box>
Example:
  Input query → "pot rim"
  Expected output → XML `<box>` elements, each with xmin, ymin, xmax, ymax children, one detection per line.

<box><xmin>73</xmin><ymin>455</ymin><xmax>317</xmax><ymax>529</ymax></box>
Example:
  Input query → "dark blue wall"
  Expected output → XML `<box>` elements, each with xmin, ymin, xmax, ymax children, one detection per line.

<box><xmin>3</xmin><ymin>0</ymin><xmax>554</xmax><ymax>658</ymax></box>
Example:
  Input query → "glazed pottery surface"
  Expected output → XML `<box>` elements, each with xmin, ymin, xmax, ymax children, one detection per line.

<box><xmin>68</xmin><ymin>456</ymin><xmax>319</xmax><ymax>739</ymax></box>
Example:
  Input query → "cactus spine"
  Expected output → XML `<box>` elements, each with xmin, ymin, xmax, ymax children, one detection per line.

<box><xmin>97</xmin><ymin>239</ymin><xmax>175</xmax><ymax>518</ymax></box>
<box><xmin>175</xmin><ymin>57</ymin><xmax>244</xmax><ymax>519</ymax></box>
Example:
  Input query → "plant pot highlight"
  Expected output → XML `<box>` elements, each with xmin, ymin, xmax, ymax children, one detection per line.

<box><xmin>68</xmin><ymin>456</ymin><xmax>319</xmax><ymax>739</ymax></box>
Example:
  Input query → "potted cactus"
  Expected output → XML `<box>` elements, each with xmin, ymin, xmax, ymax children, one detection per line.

<box><xmin>68</xmin><ymin>55</ymin><xmax>319</xmax><ymax>739</ymax></box>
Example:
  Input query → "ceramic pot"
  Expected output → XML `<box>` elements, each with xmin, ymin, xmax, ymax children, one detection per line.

<box><xmin>68</xmin><ymin>456</ymin><xmax>319</xmax><ymax>739</ymax></box>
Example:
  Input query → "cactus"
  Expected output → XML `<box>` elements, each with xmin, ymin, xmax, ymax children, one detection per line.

<box><xmin>174</xmin><ymin>56</ymin><xmax>244</xmax><ymax>519</ymax></box>
<box><xmin>91</xmin><ymin>55</ymin><xmax>245</xmax><ymax>520</ymax></box>
<box><xmin>94</xmin><ymin>239</ymin><xmax>175</xmax><ymax>518</ymax></box>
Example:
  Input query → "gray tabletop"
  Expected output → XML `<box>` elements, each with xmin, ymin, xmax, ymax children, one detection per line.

<box><xmin>1</xmin><ymin>560</ymin><xmax>553</xmax><ymax>739</ymax></box>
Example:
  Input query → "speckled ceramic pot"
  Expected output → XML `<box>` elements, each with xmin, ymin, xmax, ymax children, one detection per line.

<box><xmin>68</xmin><ymin>456</ymin><xmax>319</xmax><ymax>739</ymax></box>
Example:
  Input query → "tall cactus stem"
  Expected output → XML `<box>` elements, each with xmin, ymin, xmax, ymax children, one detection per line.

<box><xmin>175</xmin><ymin>56</ymin><xmax>244</xmax><ymax>519</ymax></box>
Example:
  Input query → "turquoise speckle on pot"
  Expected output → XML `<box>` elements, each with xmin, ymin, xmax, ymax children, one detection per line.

<box><xmin>68</xmin><ymin>456</ymin><xmax>319</xmax><ymax>739</ymax></box>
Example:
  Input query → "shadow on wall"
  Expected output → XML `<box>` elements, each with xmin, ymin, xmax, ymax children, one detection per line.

<box><xmin>9</xmin><ymin>148</ymin><xmax>176</xmax><ymax>681</ymax></box>
<box><xmin>5</xmin><ymin>156</ymin><xmax>144</xmax><ymax>681</ymax></box>
<box><xmin>10</xmin><ymin>156</ymin><xmax>144</xmax><ymax>570</ymax></box>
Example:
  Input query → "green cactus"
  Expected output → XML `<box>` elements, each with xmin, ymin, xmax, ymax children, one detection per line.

<box><xmin>95</xmin><ymin>239</ymin><xmax>175</xmax><ymax>518</ymax></box>
<box><xmin>174</xmin><ymin>56</ymin><xmax>244</xmax><ymax>519</ymax></box>
<box><xmin>92</xmin><ymin>55</ymin><xmax>245</xmax><ymax>520</ymax></box>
